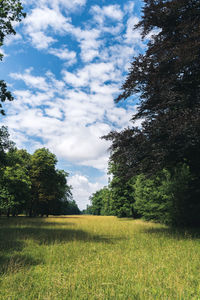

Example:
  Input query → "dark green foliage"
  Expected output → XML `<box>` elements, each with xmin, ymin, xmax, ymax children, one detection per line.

<box><xmin>103</xmin><ymin>0</ymin><xmax>200</xmax><ymax>226</ymax></box>
<box><xmin>0</xmin><ymin>145</ymin><xmax>74</xmax><ymax>217</ymax></box>
<box><xmin>29</xmin><ymin>148</ymin><xmax>72</xmax><ymax>217</ymax></box>
<box><xmin>0</xmin><ymin>0</ymin><xmax>26</xmax><ymax>46</ymax></box>
<box><xmin>0</xmin><ymin>81</ymin><xmax>14</xmax><ymax>115</ymax></box>
<box><xmin>89</xmin><ymin>189</ymin><xmax>105</xmax><ymax>215</ymax></box>
<box><xmin>108</xmin><ymin>176</ymin><xmax>136</xmax><ymax>218</ymax></box>
<box><xmin>108</xmin><ymin>0</ymin><xmax>200</xmax><ymax>177</ymax></box>
<box><xmin>87</xmin><ymin>187</ymin><xmax>113</xmax><ymax>216</ymax></box>
<box><xmin>0</xmin><ymin>0</ymin><xmax>26</xmax><ymax>114</ymax></box>
<box><xmin>134</xmin><ymin>165</ymin><xmax>193</xmax><ymax>226</ymax></box>
<box><xmin>0</xmin><ymin>126</ymin><xmax>14</xmax><ymax>166</ymax></box>
<box><xmin>0</xmin><ymin>148</ymin><xmax>31</xmax><ymax>216</ymax></box>
<box><xmin>87</xmin><ymin>180</ymin><xmax>139</xmax><ymax>218</ymax></box>
<box><xmin>63</xmin><ymin>199</ymin><xmax>80</xmax><ymax>215</ymax></box>
<box><xmin>82</xmin><ymin>204</ymin><xmax>93</xmax><ymax>215</ymax></box>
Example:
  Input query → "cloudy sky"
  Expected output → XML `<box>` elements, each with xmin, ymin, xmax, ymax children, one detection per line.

<box><xmin>1</xmin><ymin>0</ymin><xmax>145</xmax><ymax>210</ymax></box>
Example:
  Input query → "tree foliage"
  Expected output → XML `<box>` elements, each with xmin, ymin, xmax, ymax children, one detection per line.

<box><xmin>107</xmin><ymin>0</ymin><xmax>200</xmax><ymax>177</ymax></box>
<box><xmin>103</xmin><ymin>0</ymin><xmax>200</xmax><ymax>226</ymax></box>
<box><xmin>0</xmin><ymin>146</ymin><xmax>76</xmax><ymax>217</ymax></box>
<box><xmin>0</xmin><ymin>0</ymin><xmax>26</xmax><ymax>114</ymax></box>
<box><xmin>134</xmin><ymin>165</ymin><xmax>193</xmax><ymax>226</ymax></box>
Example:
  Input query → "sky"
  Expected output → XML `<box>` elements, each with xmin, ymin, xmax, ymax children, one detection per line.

<box><xmin>0</xmin><ymin>0</ymin><xmax>145</xmax><ymax>210</ymax></box>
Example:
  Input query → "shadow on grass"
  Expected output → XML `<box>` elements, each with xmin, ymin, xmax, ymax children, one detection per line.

<box><xmin>0</xmin><ymin>253</ymin><xmax>43</xmax><ymax>276</ymax></box>
<box><xmin>141</xmin><ymin>226</ymin><xmax>200</xmax><ymax>240</ymax></box>
<box><xmin>0</xmin><ymin>216</ymin><xmax>75</xmax><ymax>228</ymax></box>
<box><xmin>0</xmin><ymin>217</ymin><xmax>119</xmax><ymax>275</ymax></box>
<box><xmin>0</xmin><ymin>226</ymin><xmax>115</xmax><ymax>245</ymax></box>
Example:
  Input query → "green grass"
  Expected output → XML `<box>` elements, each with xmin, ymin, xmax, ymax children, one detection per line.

<box><xmin>0</xmin><ymin>216</ymin><xmax>200</xmax><ymax>299</ymax></box>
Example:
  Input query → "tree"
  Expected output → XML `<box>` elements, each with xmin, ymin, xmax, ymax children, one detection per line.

<box><xmin>114</xmin><ymin>0</ymin><xmax>200</xmax><ymax>176</ymax></box>
<box><xmin>0</xmin><ymin>148</ymin><xmax>31</xmax><ymax>216</ymax></box>
<box><xmin>104</xmin><ymin>0</ymin><xmax>200</xmax><ymax>226</ymax></box>
<box><xmin>0</xmin><ymin>126</ymin><xmax>14</xmax><ymax>166</ymax></box>
<box><xmin>0</xmin><ymin>0</ymin><xmax>26</xmax><ymax>114</ymax></box>
<box><xmin>89</xmin><ymin>190</ymin><xmax>104</xmax><ymax>215</ymax></box>
<box><xmin>63</xmin><ymin>199</ymin><xmax>80</xmax><ymax>215</ymax></box>
<box><xmin>29</xmin><ymin>148</ymin><xmax>57</xmax><ymax>216</ymax></box>
<box><xmin>29</xmin><ymin>148</ymin><xmax>72</xmax><ymax>217</ymax></box>
<box><xmin>134</xmin><ymin>165</ymin><xmax>192</xmax><ymax>226</ymax></box>
<box><xmin>107</xmin><ymin>162</ymin><xmax>137</xmax><ymax>218</ymax></box>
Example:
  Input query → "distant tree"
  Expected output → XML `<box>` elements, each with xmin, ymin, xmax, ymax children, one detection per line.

<box><xmin>48</xmin><ymin>169</ymin><xmax>72</xmax><ymax>215</ymax></box>
<box><xmin>0</xmin><ymin>0</ymin><xmax>26</xmax><ymax>114</ymax></box>
<box><xmin>0</xmin><ymin>126</ymin><xmax>14</xmax><ymax>166</ymax></box>
<box><xmin>99</xmin><ymin>187</ymin><xmax>112</xmax><ymax>216</ymax></box>
<box><xmin>106</xmin><ymin>162</ymin><xmax>138</xmax><ymax>218</ymax></box>
<box><xmin>82</xmin><ymin>204</ymin><xmax>93</xmax><ymax>215</ymax></box>
<box><xmin>29</xmin><ymin>148</ymin><xmax>57</xmax><ymax>216</ymax></box>
<box><xmin>87</xmin><ymin>187</ymin><xmax>110</xmax><ymax>216</ymax></box>
<box><xmin>29</xmin><ymin>148</ymin><xmax>72</xmax><ymax>217</ymax></box>
<box><xmin>89</xmin><ymin>190</ymin><xmax>103</xmax><ymax>215</ymax></box>
<box><xmin>63</xmin><ymin>199</ymin><xmax>80</xmax><ymax>215</ymax></box>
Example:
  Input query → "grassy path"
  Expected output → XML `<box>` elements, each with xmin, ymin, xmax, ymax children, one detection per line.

<box><xmin>0</xmin><ymin>216</ymin><xmax>200</xmax><ymax>299</ymax></box>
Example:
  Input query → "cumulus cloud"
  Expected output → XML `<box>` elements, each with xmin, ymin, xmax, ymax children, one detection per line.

<box><xmin>91</xmin><ymin>5</ymin><xmax>124</xmax><ymax>23</ymax></box>
<box><xmin>68</xmin><ymin>174</ymin><xmax>107</xmax><ymax>210</ymax></box>
<box><xmin>23</xmin><ymin>6</ymin><xmax>72</xmax><ymax>49</ymax></box>
<box><xmin>29</xmin><ymin>31</ymin><xmax>56</xmax><ymax>49</ymax></box>
<box><xmin>4</xmin><ymin>33</ymin><xmax>22</xmax><ymax>46</ymax></box>
<box><xmin>10</xmin><ymin>69</ymin><xmax>49</xmax><ymax>91</ymax></box>
<box><xmin>48</xmin><ymin>46</ymin><xmax>77</xmax><ymax>64</ymax></box>
<box><xmin>3</xmin><ymin>0</ymin><xmax>146</xmax><ymax>209</ymax></box>
<box><xmin>4</xmin><ymin>67</ymin><xmax>134</xmax><ymax>173</ymax></box>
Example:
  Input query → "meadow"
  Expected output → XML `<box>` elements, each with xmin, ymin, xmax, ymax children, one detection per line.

<box><xmin>0</xmin><ymin>215</ymin><xmax>200</xmax><ymax>300</ymax></box>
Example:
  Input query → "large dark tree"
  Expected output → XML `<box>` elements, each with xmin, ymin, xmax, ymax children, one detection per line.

<box><xmin>115</xmin><ymin>0</ymin><xmax>200</xmax><ymax>175</ymax></box>
<box><xmin>104</xmin><ymin>0</ymin><xmax>200</xmax><ymax>226</ymax></box>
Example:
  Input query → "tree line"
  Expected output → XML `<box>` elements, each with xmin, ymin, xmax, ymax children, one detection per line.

<box><xmin>0</xmin><ymin>128</ymin><xmax>80</xmax><ymax>217</ymax></box>
<box><xmin>86</xmin><ymin>0</ymin><xmax>200</xmax><ymax>227</ymax></box>
<box><xmin>0</xmin><ymin>1</ymin><xmax>80</xmax><ymax>217</ymax></box>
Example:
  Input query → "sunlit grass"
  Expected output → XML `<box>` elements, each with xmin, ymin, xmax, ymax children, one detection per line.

<box><xmin>0</xmin><ymin>215</ymin><xmax>200</xmax><ymax>299</ymax></box>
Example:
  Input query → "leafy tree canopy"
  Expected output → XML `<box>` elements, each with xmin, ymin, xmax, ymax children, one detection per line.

<box><xmin>105</xmin><ymin>0</ymin><xmax>200</xmax><ymax>178</ymax></box>
<box><xmin>103</xmin><ymin>0</ymin><xmax>200</xmax><ymax>226</ymax></box>
<box><xmin>0</xmin><ymin>0</ymin><xmax>26</xmax><ymax>114</ymax></box>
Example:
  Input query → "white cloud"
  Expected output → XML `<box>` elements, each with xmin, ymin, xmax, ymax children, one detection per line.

<box><xmin>91</xmin><ymin>5</ymin><xmax>124</xmax><ymax>23</ymax></box>
<box><xmin>24</xmin><ymin>7</ymin><xmax>69</xmax><ymax>33</ymax></box>
<box><xmin>48</xmin><ymin>46</ymin><xmax>77</xmax><ymax>64</ymax></box>
<box><xmin>3</xmin><ymin>0</ymin><xmax>146</xmax><ymax>207</ymax></box>
<box><xmin>68</xmin><ymin>174</ymin><xmax>107</xmax><ymax>210</ymax></box>
<box><xmin>123</xmin><ymin>2</ymin><xmax>135</xmax><ymax>15</ymax></box>
<box><xmin>4</xmin><ymin>33</ymin><xmax>22</xmax><ymax>46</ymax></box>
<box><xmin>124</xmin><ymin>16</ymin><xmax>141</xmax><ymax>44</ymax></box>
<box><xmin>38</xmin><ymin>0</ymin><xmax>86</xmax><ymax>11</ymax></box>
<box><xmin>63</xmin><ymin>62</ymin><xmax>116</xmax><ymax>88</ymax></box>
<box><xmin>5</xmin><ymin>67</ymin><xmax>135</xmax><ymax>172</ymax></box>
<box><xmin>23</xmin><ymin>6</ymin><xmax>72</xmax><ymax>49</ymax></box>
<box><xmin>29</xmin><ymin>31</ymin><xmax>56</xmax><ymax>49</ymax></box>
<box><xmin>10</xmin><ymin>69</ymin><xmax>49</xmax><ymax>91</ymax></box>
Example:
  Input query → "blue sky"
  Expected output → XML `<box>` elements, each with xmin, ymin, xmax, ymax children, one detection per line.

<box><xmin>1</xmin><ymin>0</ymin><xmax>145</xmax><ymax>210</ymax></box>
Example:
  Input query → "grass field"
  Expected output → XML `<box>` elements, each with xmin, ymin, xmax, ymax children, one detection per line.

<box><xmin>0</xmin><ymin>215</ymin><xmax>200</xmax><ymax>299</ymax></box>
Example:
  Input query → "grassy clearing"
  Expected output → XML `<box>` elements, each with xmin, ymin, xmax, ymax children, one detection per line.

<box><xmin>0</xmin><ymin>216</ymin><xmax>200</xmax><ymax>299</ymax></box>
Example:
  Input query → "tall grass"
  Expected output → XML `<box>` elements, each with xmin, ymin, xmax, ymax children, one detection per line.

<box><xmin>0</xmin><ymin>216</ymin><xmax>200</xmax><ymax>299</ymax></box>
